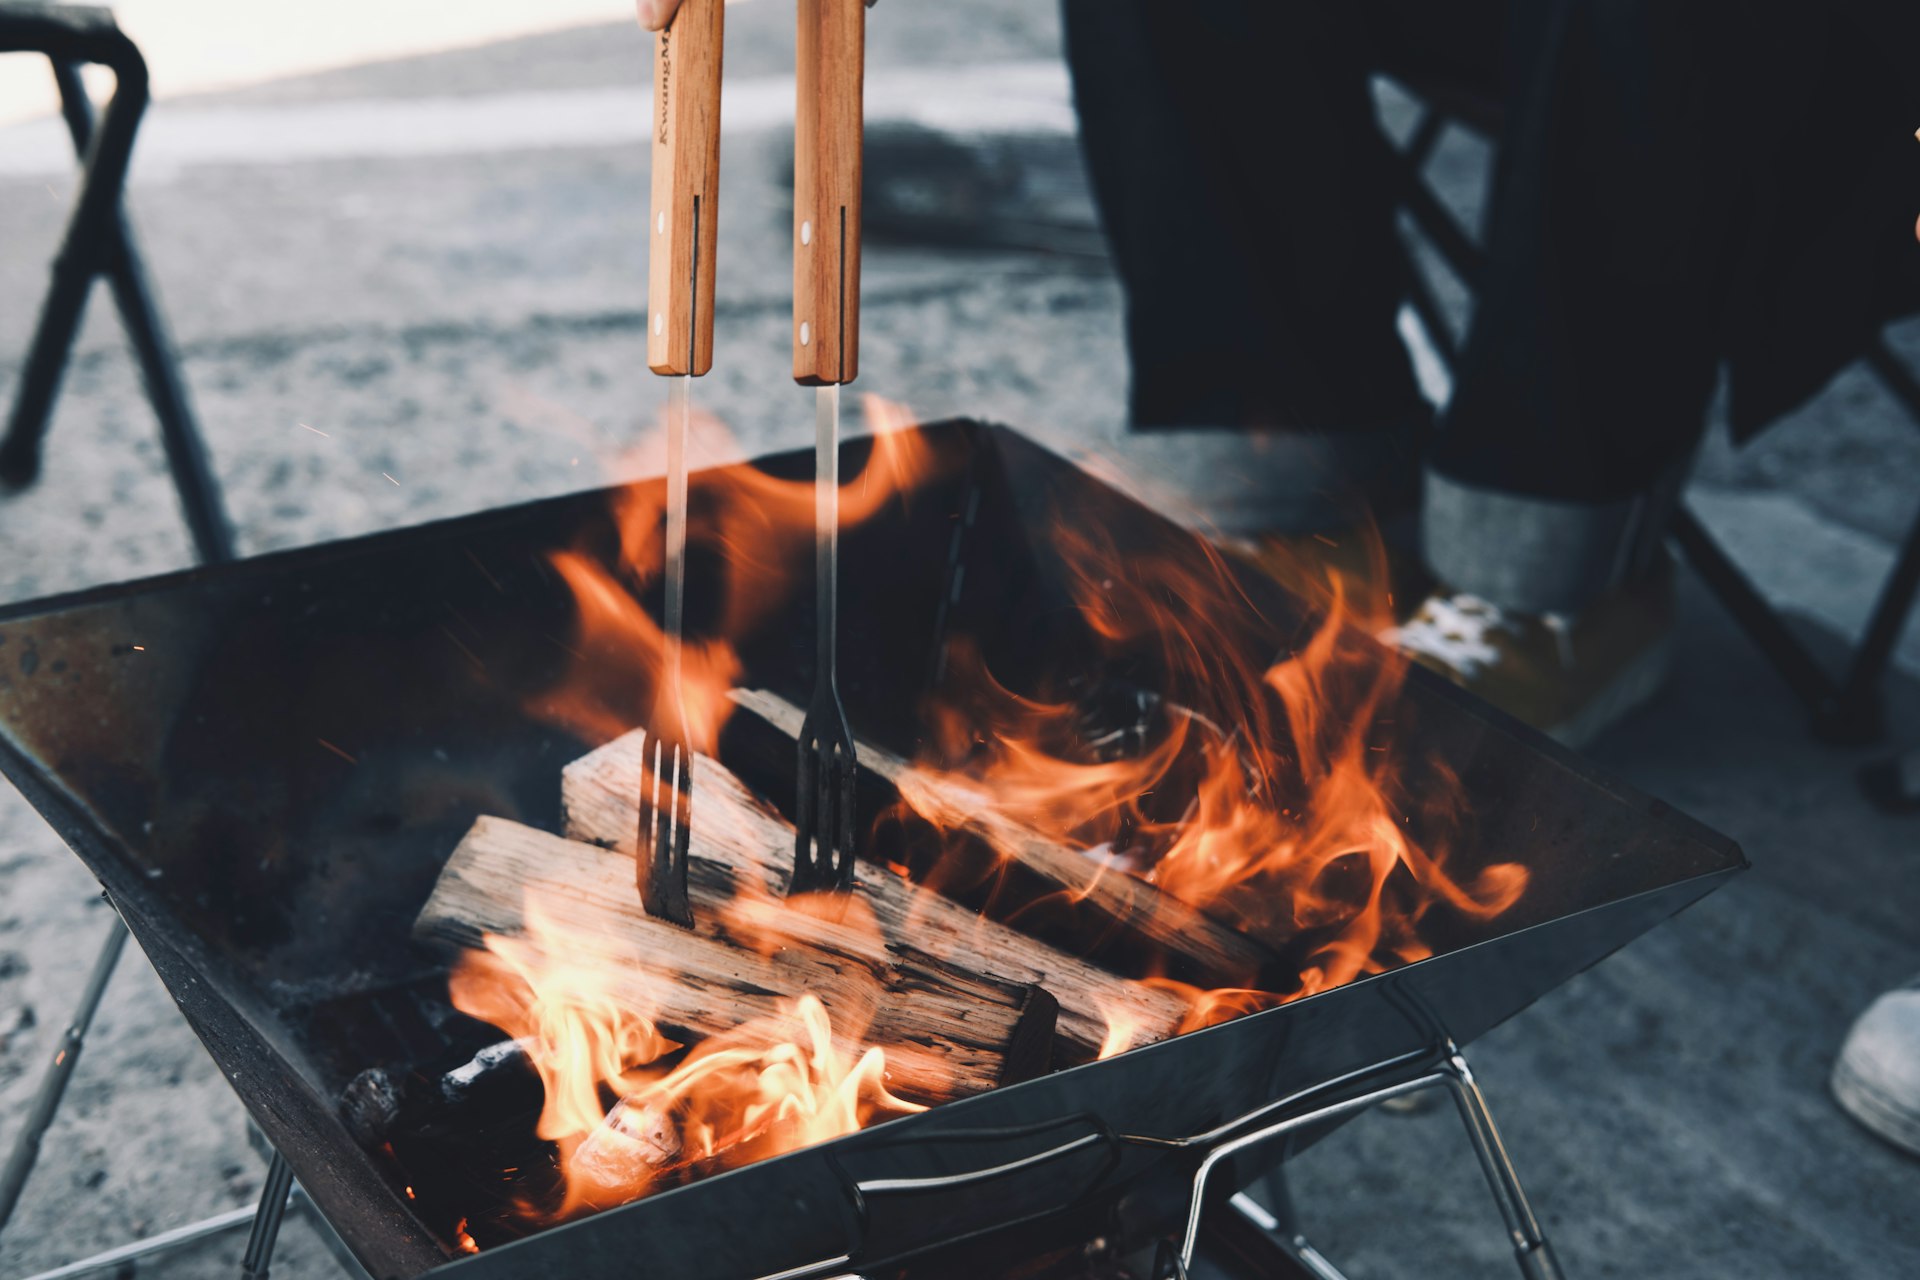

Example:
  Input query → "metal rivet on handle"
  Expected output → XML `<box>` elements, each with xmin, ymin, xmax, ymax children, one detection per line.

<box><xmin>654</xmin><ymin>313</ymin><xmax>664</xmax><ymax>334</ymax></box>
<box><xmin>657</xmin><ymin>212</ymin><xmax>665</xmax><ymax>235</ymax></box>
<box><xmin>801</xmin><ymin>220</ymin><xmax>812</xmax><ymax>246</ymax></box>
<box><xmin>800</xmin><ymin>321</ymin><xmax>811</xmax><ymax>346</ymax></box>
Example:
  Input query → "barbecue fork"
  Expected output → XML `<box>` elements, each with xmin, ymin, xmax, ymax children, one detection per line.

<box><xmin>640</xmin><ymin>0</ymin><xmax>724</xmax><ymax>927</ymax></box>
<box><xmin>790</xmin><ymin>0</ymin><xmax>865</xmax><ymax>898</ymax></box>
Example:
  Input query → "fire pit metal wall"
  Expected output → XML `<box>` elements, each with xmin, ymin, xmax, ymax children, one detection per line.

<box><xmin>0</xmin><ymin>422</ymin><xmax>1743</xmax><ymax>1278</ymax></box>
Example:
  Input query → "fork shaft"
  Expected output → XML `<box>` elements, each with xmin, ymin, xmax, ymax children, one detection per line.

<box><xmin>815</xmin><ymin>383</ymin><xmax>839</xmax><ymax>672</ymax></box>
<box><xmin>666</xmin><ymin>374</ymin><xmax>691</xmax><ymax>690</ymax></box>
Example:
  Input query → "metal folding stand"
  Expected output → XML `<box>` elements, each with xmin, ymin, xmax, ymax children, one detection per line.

<box><xmin>1160</xmin><ymin>1045</ymin><xmax>1563</xmax><ymax>1280</ymax></box>
<box><xmin>0</xmin><ymin>8</ymin><xmax>300</xmax><ymax>1277</ymax></box>
<box><xmin>1384</xmin><ymin>80</ymin><xmax>1920</xmax><ymax>757</ymax></box>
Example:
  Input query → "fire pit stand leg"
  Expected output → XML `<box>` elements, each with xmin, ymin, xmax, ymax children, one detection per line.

<box><xmin>1168</xmin><ymin>1048</ymin><xmax>1565</xmax><ymax>1280</ymax></box>
<box><xmin>0</xmin><ymin>917</ymin><xmax>129</xmax><ymax>1236</ymax></box>
<box><xmin>1438</xmin><ymin>1051</ymin><xmax>1565</xmax><ymax>1280</ymax></box>
<box><xmin>237</xmin><ymin>1151</ymin><xmax>296</xmax><ymax>1280</ymax></box>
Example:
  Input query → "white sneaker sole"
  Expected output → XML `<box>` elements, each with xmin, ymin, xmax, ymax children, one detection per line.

<box><xmin>1833</xmin><ymin>1047</ymin><xmax>1920</xmax><ymax>1158</ymax></box>
<box><xmin>1543</xmin><ymin>632</ymin><xmax>1674</xmax><ymax>752</ymax></box>
<box><xmin>1832</xmin><ymin>992</ymin><xmax>1920</xmax><ymax>1158</ymax></box>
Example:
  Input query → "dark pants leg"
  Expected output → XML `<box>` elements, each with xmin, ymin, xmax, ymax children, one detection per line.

<box><xmin>1426</xmin><ymin>0</ymin><xmax>1745</xmax><ymax>611</ymax></box>
<box><xmin>1063</xmin><ymin>1</ymin><xmax>1421</xmax><ymax>433</ymax></box>
<box><xmin>1062</xmin><ymin>0</ymin><xmax>1500</xmax><ymax>532</ymax></box>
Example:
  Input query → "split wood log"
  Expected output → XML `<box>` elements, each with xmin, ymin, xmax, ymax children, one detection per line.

<box><xmin>415</xmin><ymin>814</ymin><xmax>1055</xmax><ymax>1105</ymax></box>
<box><xmin>722</xmin><ymin>689</ymin><xmax>1274</xmax><ymax>985</ymax></box>
<box><xmin>562</xmin><ymin>737</ymin><xmax>1188</xmax><ymax>1061</ymax></box>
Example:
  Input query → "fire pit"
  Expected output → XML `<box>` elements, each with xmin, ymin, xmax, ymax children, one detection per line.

<box><xmin>0</xmin><ymin>420</ymin><xmax>1742</xmax><ymax>1278</ymax></box>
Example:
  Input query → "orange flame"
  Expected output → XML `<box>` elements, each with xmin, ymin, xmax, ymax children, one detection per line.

<box><xmin>528</xmin><ymin>394</ymin><xmax>938</xmax><ymax>755</ymax></box>
<box><xmin>905</xmin><ymin>512</ymin><xmax>1529</xmax><ymax>1014</ymax></box>
<box><xmin>450</xmin><ymin>895</ymin><xmax>924</xmax><ymax>1221</ymax></box>
<box><xmin>444</xmin><ymin>408</ymin><xmax>1533</xmax><ymax>1236</ymax></box>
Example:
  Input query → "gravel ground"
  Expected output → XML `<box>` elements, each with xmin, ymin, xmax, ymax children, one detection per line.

<box><xmin>1</xmin><ymin>7</ymin><xmax>1917</xmax><ymax>1278</ymax></box>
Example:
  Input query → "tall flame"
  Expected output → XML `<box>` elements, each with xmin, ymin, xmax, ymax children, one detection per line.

<box><xmin>904</xmin><ymin>512</ymin><xmax>1528</xmax><ymax>1016</ymax></box>
<box><xmin>528</xmin><ymin>394</ymin><xmax>937</xmax><ymax>753</ymax></box>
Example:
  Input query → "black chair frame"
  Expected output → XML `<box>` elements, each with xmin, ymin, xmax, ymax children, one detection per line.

<box><xmin>0</xmin><ymin>1</ymin><xmax>233</xmax><ymax>566</ymax></box>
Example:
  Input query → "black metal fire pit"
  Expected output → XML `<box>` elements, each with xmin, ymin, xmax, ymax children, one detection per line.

<box><xmin>0</xmin><ymin>421</ymin><xmax>1742</xmax><ymax>1279</ymax></box>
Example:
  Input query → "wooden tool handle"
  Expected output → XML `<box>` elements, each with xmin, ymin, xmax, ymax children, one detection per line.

<box><xmin>647</xmin><ymin>0</ymin><xmax>724</xmax><ymax>377</ymax></box>
<box><xmin>793</xmin><ymin>0</ymin><xmax>865</xmax><ymax>386</ymax></box>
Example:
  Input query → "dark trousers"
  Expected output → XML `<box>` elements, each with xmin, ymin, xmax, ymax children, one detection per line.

<box><xmin>1062</xmin><ymin>0</ymin><xmax>1741</xmax><ymax>508</ymax></box>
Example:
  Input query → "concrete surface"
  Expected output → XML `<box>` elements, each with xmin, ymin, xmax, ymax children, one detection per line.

<box><xmin>1</xmin><ymin>6</ymin><xmax>1917</xmax><ymax>1278</ymax></box>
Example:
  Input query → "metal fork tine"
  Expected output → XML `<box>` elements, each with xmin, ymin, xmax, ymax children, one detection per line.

<box><xmin>639</xmin><ymin>725</ymin><xmax>695</xmax><ymax>928</ymax></box>
<box><xmin>834</xmin><ymin>747</ymin><xmax>857</xmax><ymax>882</ymax></box>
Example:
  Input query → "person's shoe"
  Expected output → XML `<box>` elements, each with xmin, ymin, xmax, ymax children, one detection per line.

<box><xmin>1832</xmin><ymin>978</ymin><xmax>1920</xmax><ymax>1158</ymax></box>
<box><xmin>1382</xmin><ymin>558</ymin><xmax>1675</xmax><ymax>750</ymax></box>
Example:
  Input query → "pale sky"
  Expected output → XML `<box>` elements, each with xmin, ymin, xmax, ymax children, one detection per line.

<box><xmin>0</xmin><ymin>1</ymin><xmax>637</xmax><ymax>126</ymax></box>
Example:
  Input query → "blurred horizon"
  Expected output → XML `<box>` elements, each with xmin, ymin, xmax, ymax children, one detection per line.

<box><xmin>0</xmin><ymin>0</ymin><xmax>634</xmax><ymax>126</ymax></box>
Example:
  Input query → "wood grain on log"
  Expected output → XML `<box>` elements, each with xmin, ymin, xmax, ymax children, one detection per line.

<box><xmin>561</xmin><ymin>737</ymin><xmax>1187</xmax><ymax>1061</ymax></box>
<box><xmin>416</xmin><ymin>814</ymin><xmax>1054</xmax><ymax>1104</ymax></box>
<box><xmin>723</xmin><ymin>689</ymin><xmax>1273</xmax><ymax>986</ymax></box>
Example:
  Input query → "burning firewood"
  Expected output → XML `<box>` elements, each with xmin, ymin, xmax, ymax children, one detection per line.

<box><xmin>723</xmin><ymin>688</ymin><xmax>1275</xmax><ymax>986</ymax></box>
<box><xmin>414</xmin><ymin>815</ymin><xmax>1057</xmax><ymax>1104</ymax></box>
<box><xmin>560</xmin><ymin>736</ymin><xmax>1189</xmax><ymax>1061</ymax></box>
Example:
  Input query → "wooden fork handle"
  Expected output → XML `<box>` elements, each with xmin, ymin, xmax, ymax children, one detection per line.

<box><xmin>792</xmin><ymin>0</ymin><xmax>865</xmax><ymax>387</ymax></box>
<box><xmin>647</xmin><ymin>0</ymin><xmax>724</xmax><ymax>377</ymax></box>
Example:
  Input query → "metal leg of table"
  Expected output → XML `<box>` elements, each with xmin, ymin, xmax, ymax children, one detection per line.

<box><xmin>0</xmin><ymin>917</ymin><xmax>129</xmax><ymax>1237</ymax></box>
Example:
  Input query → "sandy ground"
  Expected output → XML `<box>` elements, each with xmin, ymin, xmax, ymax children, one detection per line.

<box><xmin>1</xmin><ymin>6</ymin><xmax>1917</xmax><ymax>1277</ymax></box>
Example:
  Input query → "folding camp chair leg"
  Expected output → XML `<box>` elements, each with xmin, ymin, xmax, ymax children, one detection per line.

<box><xmin>1</xmin><ymin>48</ymin><xmax>234</xmax><ymax>564</ymax></box>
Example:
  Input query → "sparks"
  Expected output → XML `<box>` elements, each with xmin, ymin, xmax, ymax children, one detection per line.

<box><xmin>383</xmin><ymin>472</ymin><xmax>401</xmax><ymax>486</ymax></box>
<box><xmin>298</xmin><ymin>422</ymin><xmax>330</xmax><ymax>438</ymax></box>
<box><xmin>316</xmin><ymin>738</ymin><xmax>358</xmax><ymax>765</ymax></box>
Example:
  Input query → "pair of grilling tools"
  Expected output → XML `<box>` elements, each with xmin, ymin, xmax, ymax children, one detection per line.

<box><xmin>638</xmin><ymin>0</ymin><xmax>864</xmax><ymax>926</ymax></box>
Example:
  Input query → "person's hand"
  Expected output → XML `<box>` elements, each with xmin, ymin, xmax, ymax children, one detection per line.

<box><xmin>636</xmin><ymin>0</ymin><xmax>680</xmax><ymax>31</ymax></box>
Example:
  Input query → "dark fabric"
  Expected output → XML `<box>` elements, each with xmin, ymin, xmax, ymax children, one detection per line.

<box><xmin>1061</xmin><ymin>2</ymin><xmax>1438</xmax><ymax>434</ymax></box>
<box><xmin>1062</xmin><ymin>0</ymin><xmax>1920</xmax><ymax>504</ymax></box>
<box><xmin>1720</xmin><ymin>1</ymin><xmax>1920</xmax><ymax>438</ymax></box>
<box><xmin>1437</xmin><ymin>0</ymin><xmax>1743</xmax><ymax>500</ymax></box>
